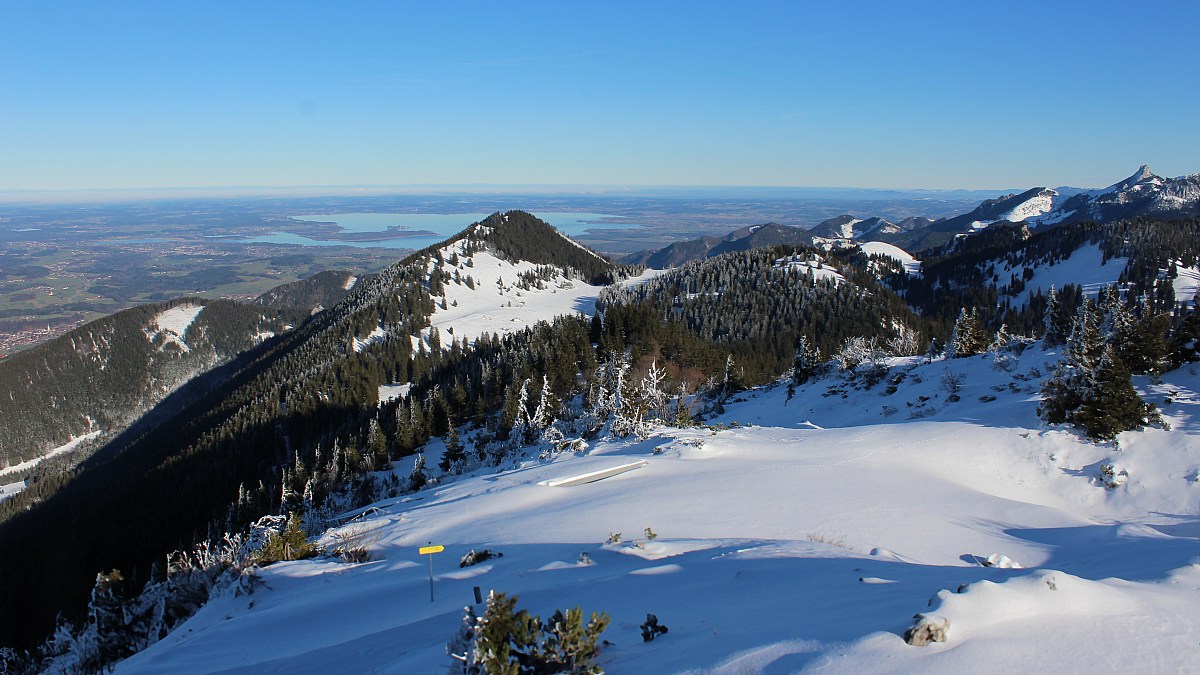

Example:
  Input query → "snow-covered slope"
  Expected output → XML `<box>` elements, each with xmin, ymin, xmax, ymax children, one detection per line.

<box><xmin>418</xmin><ymin>244</ymin><xmax>603</xmax><ymax>352</ymax></box>
<box><xmin>1173</xmin><ymin>264</ymin><xmax>1200</xmax><ymax>305</ymax></box>
<box><xmin>860</xmin><ymin>241</ymin><xmax>921</xmax><ymax>276</ymax></box>
<box><xmin>774</xmin><ymin>253</ymin><xmax>845</xmax><ymax>285</ymax></box>
<box><xmin>1006</xmin><ymin>243</ymin><xmax>1129</xmax><ymax>306</ymax></box>
<box><xmin>146</xmin><ymin>303</ymin><xmax>204</xmax><ymax>353</ymax></box>
<box><xmin>116</xmin><ymin>347</ymin><xmax>1200</xmax><ymax>674</ymax></box>
<box><xmin>997</xmin><ymin>188</ymin><xmax>1056</xmax><ymax>223</ymax></box>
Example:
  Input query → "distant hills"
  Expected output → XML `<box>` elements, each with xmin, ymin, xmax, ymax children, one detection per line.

<box><xmin>622</xmin><ymin>166</ymin><xmax>1200</xmax><ymax>266</ymax></box>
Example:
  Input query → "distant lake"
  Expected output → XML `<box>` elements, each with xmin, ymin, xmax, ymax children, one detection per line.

<box><xmin>246</xmin><ymin>212</ymin><xmax>635</xmax><ymax>250</ymax></box>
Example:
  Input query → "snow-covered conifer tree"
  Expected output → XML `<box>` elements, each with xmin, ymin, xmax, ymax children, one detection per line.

<box><xmin>512</xmin><ymin>378</ymin><xmax>530</xmax><ymax>435</ymax></box>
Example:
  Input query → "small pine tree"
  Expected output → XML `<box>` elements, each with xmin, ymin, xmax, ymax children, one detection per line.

<box><xmin>257</xmin><ymin>513</ymin><xmax>320</xmax><ymax>564</ymax></box>
<box><xmin>948</xmin><ymin>308</ymin><xmax>987</xmax><ymax>358</ymax></box>
<box><xmin>510</xmin><ymin>379</ymin><xmax>532</xmax><ymax>445</ymax></box>
<box><xmin>792</xmin><ymin>335</ymin><xmax>822</xmax><ymax>385</ymax></box>
<box><xmin>408</xmin><ymin>453</ymin><xmax>428</xmax><ymax>492</ymax></box>
<box><xmin>671</xmin><ymin>383</ymin><xmax>694</xmax><ymax>428</ymax></box>
<box><xmin>440</xmin><ymin>427</ymin><xmax>466</xmax><ymax>475</ymax></box>
<box><xmin>450</xmin><ymin>592</ymin><xmax>609</xmax><ymax>675</ymax></box>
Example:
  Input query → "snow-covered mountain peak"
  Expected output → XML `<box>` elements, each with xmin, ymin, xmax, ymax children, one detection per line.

<box><xmin>1106</xmin><ymin>164</ymin><xmax>1161</xmax><ymax>192</ymax></box>
<box><xmin>1029</xmin><ymin>165</ymin><xmax>1199</xmax><ymax>228</ymax></box>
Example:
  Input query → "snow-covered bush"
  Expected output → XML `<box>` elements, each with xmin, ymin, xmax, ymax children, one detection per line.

<box><xmin>256</xmin><ymin>513</ymin><xmax>322</xmax><ymax>564</ymax></box>
<box><xmin>1098</xmin><ymin>463</ymin><xmax>1128</xmax><ymax>489</ymax></box>
<box><xmin>982</xmin><ymin>553</ymin><xmax>1022</xmax><ymax>569</ymax></box>
<box><xmin>37</xmin><ymin>534</ymin><xmax>257</xmax><ymax>674</ymax></box>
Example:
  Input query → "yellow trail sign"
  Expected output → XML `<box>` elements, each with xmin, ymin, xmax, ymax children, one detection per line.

<box><xmin>421</xmin><ymin>543</ymin><xmax>444</xmax><ymax>602</ymax></box>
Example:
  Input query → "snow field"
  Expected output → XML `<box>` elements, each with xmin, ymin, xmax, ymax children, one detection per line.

<box><xmin>116</xmin><ymin>347</ymin><xmax>1200</xmax><ymax>674</ymax></box>
<box><xmin>998</xmin><ymin>190</ymin><xmax>1055</xmax><ymax>223</ymax></box>
<box><xmin>774</xmin><ymin>255</ymin><xmax>845</xmax><ymax>285</ymax></box>
<box><xmin>859</xmin><ymin>241</ymin><xmax>921</xmax><ymax>276</ymax></box>
<box><xmin>147</xmin><ymin>303</ymin><xmax>205</xmax><ymax>352</ymax></box>
<box><xmin>1008</xmin><ymin>243</ymin><xmax>1129</xmax><ymax>307</ymax></box>
<box><xmin>1172</xmin><ymin>264</ymin><xmax>1200</xmax><ymax>304</ymax></box>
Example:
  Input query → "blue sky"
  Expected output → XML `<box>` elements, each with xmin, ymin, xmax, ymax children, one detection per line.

<box><xmin>2</xmin><ymin>1</ymin><xmax>1197</xmax><ymax>192</ymax></box>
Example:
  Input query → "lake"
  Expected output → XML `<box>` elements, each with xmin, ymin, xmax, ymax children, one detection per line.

<box><xmin>247</xmin><ymin>212</ymin><xmax>635</xmax><ymax>250</ymax></box>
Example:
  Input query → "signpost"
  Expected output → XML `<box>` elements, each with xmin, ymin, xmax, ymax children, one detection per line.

<box><xmin>419</xmin><ymin>543</ymin><xmax>444</xmax><ymax>602</ymax></box>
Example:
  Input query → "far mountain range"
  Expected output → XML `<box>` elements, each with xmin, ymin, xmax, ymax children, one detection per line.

<box><xmin>622</xmin><ymin>165</ymin><xmax>1200</xmax><ymax>267</ymax></box>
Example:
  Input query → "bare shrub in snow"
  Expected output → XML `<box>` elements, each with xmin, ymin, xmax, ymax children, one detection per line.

<box><xmin>330</xmin><ymin>525</ymin><xmax>378</xmax><ymax>564</ymax></box>
<box><xmin>640</xmin><ymin>614</ymin><xmax>669</xmax><ymax>642</ymax></box>
<box><xmin>940</xmin><ymin>369</ymin><xmax>965</xmax><ymax>402</ymax></box>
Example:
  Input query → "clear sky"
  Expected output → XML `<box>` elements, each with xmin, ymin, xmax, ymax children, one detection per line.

<box><xmin>2</xmin><ymin>1</ymin><xmax>1197</xmax><ymax>192</ymax></box>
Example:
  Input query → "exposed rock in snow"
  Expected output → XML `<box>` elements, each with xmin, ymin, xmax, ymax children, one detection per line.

<box><xmin>983</xmin><ymin>553</ymin><xmax>1022</xmax><ymax>569</ymax></box>
<box><xmin>904</xmin><ymin>614</ymin><xmax>949</xmax><ymax>646</ymax></box>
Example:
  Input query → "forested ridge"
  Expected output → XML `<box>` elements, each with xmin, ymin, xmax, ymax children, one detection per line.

<box><xmin>886</xmin><ymin>217</ymin><xmax>1200</xmax><ymax>335</ymax></box>
<box><xmin>0</xmin><ymin>298</ymin><xmax>306</xmax><ymax>470</ymax></box>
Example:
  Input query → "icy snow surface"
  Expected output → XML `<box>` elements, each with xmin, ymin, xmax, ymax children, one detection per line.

<box><xmin>116</xmin><ymin>348</ymin><xmax>1200</xmax><ymax>674</ymax></box>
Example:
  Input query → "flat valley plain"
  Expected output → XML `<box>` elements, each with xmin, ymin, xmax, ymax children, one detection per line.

<box><xmin>0</xmin><ymin>189</ymin><xmax>991</xmax><ymax>357</ymax></box>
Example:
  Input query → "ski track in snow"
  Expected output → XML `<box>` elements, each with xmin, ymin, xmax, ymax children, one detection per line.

<box><xmin>0</xmin><ymin>430</ymin><xmax>101</xmax><ymax>477</ymax></box>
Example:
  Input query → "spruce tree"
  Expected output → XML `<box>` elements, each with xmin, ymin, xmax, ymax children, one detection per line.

<box><xmin>1072</xmin><ymin>347</ymin><xmax>1150</xmax><ymax>441</ymax></box>
<box><xmin>1042</xmin><ymin>286</ymin><xmax>1070</xmax><ymax>347</ymax></box>
<box><xmin>792</xmin><ymin>335</ymin><xmax>822</xmax><ymax>385</ymax></box>
<box><xmin>440</xmin><ymin>427</ymin><xmax>466</xmax><ymax>475</ymax></box>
